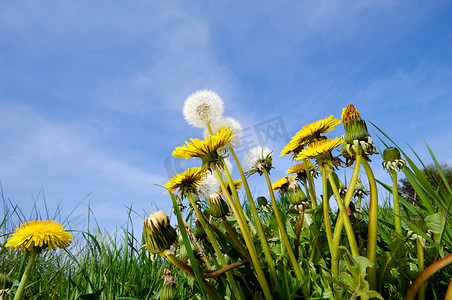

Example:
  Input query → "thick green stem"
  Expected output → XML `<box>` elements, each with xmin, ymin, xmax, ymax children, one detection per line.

<box><xmin>263</xmin><ymin>168</ymin><xmax>309</xmax><ymax>299</ymax></box>
<box><xmin>321</xmin><ymin>168</ymin><xmax>335</xmax><ymax>265</ymax></box>
<box><xmin>391</xmin><ymin>170</ymin><xmax>403</xmax><ymax>237</ymax></box>
<box><xmin>14</xmin><ymin>248</ymin><xmax>38</xmax><ymax>300</ymax></box>
<box><xmin>213</xmin><ymin>166</ymin><xmax>273</xmax><ymax>300</ymax></box>
<box><xmin>229</xmin><ymin>148</ymin><xmax>278</xmax><ymax>286</ymax></box>
<box><xmin>324</xmin><ymin>165</ymin><xmax>360</xmax><ymax>258</ymax></box>
<box><xmin>222</xmin><ymin>162</ymin><xmax>256</xmax><ymax>234</ymax></box>
<box><xmin>303</xmin><ymin>159</ymin><xmax>317</xmax><ymax>208</ymax></box>
<box><xmin>187</xmin><ymin>194</ymin><xmax>243</xmax><ymax>300</ymax></box>
<box><xmin>417</xmin><ymin>239</ymin><xmax>426</xmax><ymax>300</ymax></box>
<box><xmin>405</xmin><ymin>253</ymin><xmax>452</xmax><ymax>300</ymax></box>
<box><xmin>360</xmin><ymin>158</ymin><xmax>378</xmax><ymax>291</ymax></box>
<box><xmin>330</xmin><ymin>158</ymin><xmax>361</xmax><ymax>278</ymax></box>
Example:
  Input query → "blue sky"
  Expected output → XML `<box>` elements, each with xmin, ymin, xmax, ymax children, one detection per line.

<box><xmin>1</xmin><ymin>1</ymin><xmax>451</xmax><ymax>231</ymax></box>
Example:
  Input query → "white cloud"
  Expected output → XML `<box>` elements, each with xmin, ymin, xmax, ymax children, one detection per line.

<box><xmin>0</xmin><ymin>100</ymin><xmax>168</xmax><ymax>224</ymax></box>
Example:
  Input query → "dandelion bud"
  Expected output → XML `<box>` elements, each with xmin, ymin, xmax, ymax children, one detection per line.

<box><xmin>257</xmin><ymin>196</ymin><xmax>268</xmax><ymax>207</ymax></box>
<box><xmin>207</xmin><ymin>192</ymin><xmax>229</xmax><ymax>218</ymax></box>
<box><xmin>338</xmin><ymin>181</ymin><xmax>347</xmax><ymax>197</ymax></box>
<box><xmin>160</xmin><ymin>269</ymin><xmax>176</xmax><ymax>300</ymax></box>
<box><xmin>353</xmin><ymin>180</ymin><xmax>369</xmax><ymax>198</ymax></box>
<box><xmin>287</xmin><ymin>177</ymin><xmax>309</xmax><ymax>212</ymax></box>
<box><xmin>382</xmin><ymin>147</ymin><xmax>406</xmax><ymax>172</ymax></box>
<box><xmin>143</xmin><ymin>211</ymin><xmax>177</xmax><ymax>255</ymax></box>
<box><xmin>193</xmin><ymin>218</ymin><xmax>206</xmax><ymax>240</ymax></box>
<box><xmin>341</xmin><ymin>104</ymin><xmax>378</xmax><ymax>159</ymax></box>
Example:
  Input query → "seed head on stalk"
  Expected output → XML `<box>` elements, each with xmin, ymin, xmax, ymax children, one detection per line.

<box><xmin>183</xmin><ymin>90</ymin><xmax>224</xmax><ymax>128</ymax></box>
<box><xmin>243</xmin><ymin>146</ymin><xmax>273</xmax><ymax>176</ymax></box>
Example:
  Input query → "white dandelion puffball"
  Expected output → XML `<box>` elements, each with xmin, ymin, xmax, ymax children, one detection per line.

<box><xmin>183</xmin><ymin>90</ymin><xmax>225</xmax><ymax>128</ymax></box>
<box><xmin>203</xmin><ymin>117</ymin><xmax>243</xmax><ymax>148</ymax></box>
<box><xmin>243</xmin><ymin>146</ymin><xmax>272</xmax><ymax>172</ymax></box>
<box><xmin>197</xmin><ymin>172</ymin><xmax>220</xmax><ymax>199</ymax></box>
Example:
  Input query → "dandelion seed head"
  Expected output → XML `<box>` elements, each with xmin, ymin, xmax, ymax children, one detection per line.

<box><xmin>197</xmin><ymin>172</ymin><xmax>221</xmax><ymax>199</ymax></box>
<box><xmin>243</xmin><ymin>146</ymin><xmax>272</xmax><ymax>173</ymax></box>
<box><xmin>183</xmin><ymin>90</ymin><xmax>224</xmax><ymax>128</ymax></box>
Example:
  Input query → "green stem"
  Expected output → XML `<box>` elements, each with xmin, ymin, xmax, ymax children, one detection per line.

<box><xmin>391</xmin><ymin>170</ymin><xmax>403</xmax><ymax>237</ymax></box>
<box><xmin>417</xmin><ymin>239</ymin><xmax>426</xmax><ymax>300</ymax></box>
<box><xmin>324</xmin><ymin>165</ymin><xmax>360</xmax><ymax>258</ymax></box>
<box><xmin>164</xmin><ymin>251</ymin><xmax>221</xmax><ymax>300</ymax></box>
<box><xmin>294</xmin><ymin>209</ymin><xmax>305</xmax><ymax>260</ymax></box>
<box><xmin>187</xmin><ymin>194</ymin><xmax>243</xmax><ymax>300</ymax></box>
<box><xmin>220</xmin><ymin>218</ymin><xmax>251</xmax><ymax>261</ymax></box>
<box><xmin>320</xmin><ymin>167</ymin><xmax>334</xmax><ymax>254</ymax></box>
<box><xmin>330</xmin><ymin>158</ymin><xmax>361</xmax><ymax>278</ymax></box>
<box><xmin>229</xmin><ymin>148</ymin><xmax>277</xmax><ymax>285</ymax></box>
<box><xmin>356</xmin><ymin>195</ymin><xmax>362</xmax><ymax>219</ymax></box>
<box><xmin>222</xmin><ymin>161</ymin><xmax>256</xmax><ymax>234</ymax></box>
<box><xmin>360</xmin><ymin>158</ymin><xmax>378</xmax><ymax>291</ymax></box>
<box><xmin>14</xmin><ymin>248</ymin><xmax>38</xmax><ymax>300</ymax></box>
<box><xmin>405</xmin><ymin>253</ymin><xmax>452</xmax><ymax>300</ymax></box>
<box><xmin>263</xmin><ymin>168</ymin><xmax>309</xmax><ymax>299</ymax></box>
<box><xmin>303</xmin><ymin>159</ymin><xmax>317</xmax><ymax>208</ymax></box>
<box><xmin>213</xmin><ymin>166</ymin><xmax>273</xmax><ymax>300</ymax></box>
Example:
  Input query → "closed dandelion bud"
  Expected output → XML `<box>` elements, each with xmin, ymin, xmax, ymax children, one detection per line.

<box><xmin>160</xmin><ymin>269</ymin><xmax>176</xmax><ymax>300</ymax></box>
<box><xmin>353</xmin><ymin>180</ymin><xmax>369</xmax><ymax>198</ymax></box>
<box><xmin>286</xmin><ymin>177</ymin><xmax>309</xmax><ymax>212</ymax></box>
<box><xmin>406</xmin><ymin>215</ymin><xmax>430</xmax><ymax>248</ymax></box>
<box><xmin>382</xmin><ymin>147</ymin><xmax>406</xmax><ymax>172</ymax></box>
<box><xmin>341</xmin><ymin>104</ymin><xmax>378</xmax><ymax>158</ymax></box>
<box><xmin>338</xmin><ymin>181</ymin><xmax>347</xmax><ymax>197</ymax></box>
<box><xmin>257</xmin><ymin>196</ymin><xmax>268</xmax><ymax>207</ymax></box>
<box><xmin>207</xmin><ymin>192</ymin><xmax>229</xmax><ymax>217</ymax></box>
<box><xmin>143</xmin><ymin>211</ymin><xmax>177</xmax><ymax>255</ymax></box>
<box><xmin>193</xmin><ymin>218</ymin><xmax>206</xmax><ymax>240</ymax></box>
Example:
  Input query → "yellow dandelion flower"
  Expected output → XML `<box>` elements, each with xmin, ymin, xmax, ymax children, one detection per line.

<box><xmin>6</xmin><ymin>220</ymin><xmax>72</xmax><ymax>253</ymax></box>
<box><xmin>280</xmin><ymin>115</ymin><xmax>341</xmax><ymax>157</ymax></box>
<box><xmin>220</xmin><ymin>179</ymin><xmax>242</xmax><ymax>195</ymax></box>
<box><xmin>296</xmin><ymin>137</ymin><xmax>343</xmax><ymax>162</ymax></box>
<box><xmin>172</xmin><ymin>127</ymin><xmax>234</xmax><ymax>171</ymax></box>
<box><xmin>341</xmin><ymin>104</ymin><xmax>361</xmax><ymax>123</ymax></box>
<box><xmin>272</xmin><ymin>176</ymin><xmax>295</xmax><ymax>192</ymax></box>
<box><xmin>164</xmin><ymin>167</ymin><xmax>207</xmax><ymax>198</ymax></box>
<box><xmin>285</xmin><ymin>162</ymin><xmax>316</xmax><ymax>175</ymax></box>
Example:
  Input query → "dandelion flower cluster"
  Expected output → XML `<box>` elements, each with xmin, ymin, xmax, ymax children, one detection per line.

<box><xmin>6</xmin><ymin>220</ymin><xmax>72</xmax><ymax>253</ymax></box>
<box><xmin>183</xmin><ymin>90</ymin><xmax>224</xmax><ymax>128</ymax></box>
